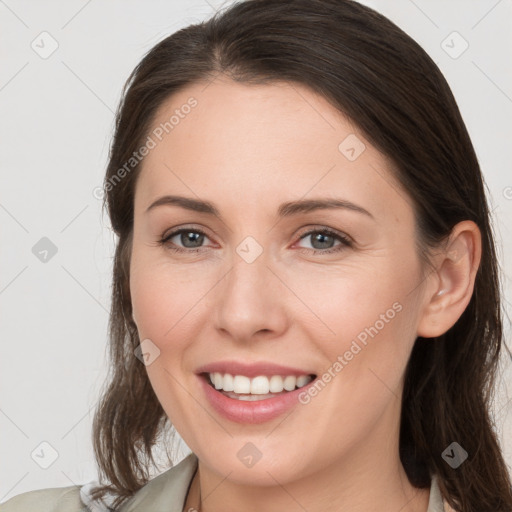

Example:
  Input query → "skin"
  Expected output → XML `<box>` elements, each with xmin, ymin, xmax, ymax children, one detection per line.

<box><xmin>129</xmin><ymin>76</ymin><xmax>481</xmax><ymax>512</ymax></box>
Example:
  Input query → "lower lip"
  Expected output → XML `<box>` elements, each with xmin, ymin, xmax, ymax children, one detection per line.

<box><xmin>197</xmin><ymin>374</ymin><xmax>316</xmax><ymax>424</ymax></box>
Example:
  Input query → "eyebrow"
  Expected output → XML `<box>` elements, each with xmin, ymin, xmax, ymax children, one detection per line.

<box><xmin>145</xmin><ymin>195</ymin><xmax>374</xmax><ymax>219</ymax></box>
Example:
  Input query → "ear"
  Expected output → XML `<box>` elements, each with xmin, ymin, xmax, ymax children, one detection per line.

<box><xmin>417</xmin><ymin>220</ymin><xmax>482</xmax><ymax>338</ymax></box>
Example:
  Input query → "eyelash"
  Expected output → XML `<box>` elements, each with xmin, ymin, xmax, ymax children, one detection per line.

<box><xmin>157</xmin><ymin>226</ymin><xmax>353</xmax><ymax>255</ymax></box>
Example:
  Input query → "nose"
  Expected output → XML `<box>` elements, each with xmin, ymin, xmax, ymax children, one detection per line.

<box><xmin>213</xmin><ymin>252</ymin><xmax>289</xmax><ymax>343</ymax></box>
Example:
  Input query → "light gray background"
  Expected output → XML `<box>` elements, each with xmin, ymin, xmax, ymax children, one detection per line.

<box><xmin>1</xmin><ymin>0</ymin><xmax>511</xmax><ymax>501</ymax></box>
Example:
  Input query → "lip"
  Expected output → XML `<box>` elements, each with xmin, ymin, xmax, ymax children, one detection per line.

<box><xmin>195</xmin><ymin>360</ymin><xmax>315</xmax><ymax>378</ymax></box>
<box><xmin>197</xmin><ymin>372</ymin><xmax>318</xmax><ymax>424</ymax></box>
<box><xmin>197</xmin><ymin>374</ymin><xmax>316</xmax><ymax>424</ymax></box>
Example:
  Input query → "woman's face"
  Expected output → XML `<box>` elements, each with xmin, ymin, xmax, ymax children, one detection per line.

<box><xmin>130</xmin><ymin>77</ymin><xmax>430</xmax><ymax>485</ymax></box>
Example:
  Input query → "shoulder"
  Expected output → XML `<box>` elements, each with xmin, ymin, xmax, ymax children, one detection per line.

<box><xmin>1</xmin><ymin>453</ymin><xmax>199</xmax><ymax>512</ymax></box>
<box><xmin>1</xmin><ymin>485</ymin><xmax>88</xmax><ymax>512</ymax></box>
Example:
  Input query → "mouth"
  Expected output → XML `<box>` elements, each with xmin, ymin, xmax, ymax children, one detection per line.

<box><xmin>194</xmin><ymin>360</ymin><xmax>320</xmax><ymax>422</ymax></box>
<box><xmin>199</xmin><ymin>372</ymin><xmax>317</xmax><ymax>401</ymax></box>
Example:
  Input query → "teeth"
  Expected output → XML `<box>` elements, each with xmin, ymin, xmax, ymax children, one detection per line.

<box><xmin>283</xmin><ymin>375</ymin><xmax>296</xmax><ymax>391</ymax></box>
<box><xmin>269</xmin><ymin>375</ymin><xmax>284</xmax><ymax>393</ymax></box>
<box><xmin>223</xmin><ymin>373</ymin><xmax>234</xmax><ymax>392</ymax></box>
<box><xmin>251</xmin><ymin>376</ymin><xmax>269</xmax><ymax>394</ymax></box>
<box><xmin>296</xmin><ymin>375</ymin><xmax>311</xmax><ymax>388</ymax></box>
<box><xmin>208</xmin><ymin>372</ymin><xmax>314</xmax><ymax>394</ymax></box>
<box><xmin>233</xmin><ymin>375</ymin><xmax>251</xmax><ymax>393</ymax></box>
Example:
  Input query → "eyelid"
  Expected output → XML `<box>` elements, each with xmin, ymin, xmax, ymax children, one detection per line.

<box><xmin>160</xmin><ymin>225</ymin><xmax>215</xmax><ymax>253</ymax></box>
<box><xmin>294</xmin><ymin>225</ymin><xmax>353</xmax><ymax>244</ymax></box>
<box><xmin>291</xmin><ymin>226</ymin><xmax>353</xmax><ymax>255</ymax></box>
<box><xmin>161</xmin><ymin>224</ymin><xmax>213</xmax><ymax>242</ymax></box>
<box><xmin>159</xmin><ymin>224</ymin><xmax>353</xmax><ymax>254</ymax></box>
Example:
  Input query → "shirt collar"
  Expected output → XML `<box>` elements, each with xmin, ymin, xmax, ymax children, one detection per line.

<box><xmin>119</xmin><ymin>452</ymin><xmax>198</xmax><ymax>512</ymax></box>
<box><xmin>427</xmin><ymin>473</ymin><xmax>447</xmax><ymax>512</ymax></box>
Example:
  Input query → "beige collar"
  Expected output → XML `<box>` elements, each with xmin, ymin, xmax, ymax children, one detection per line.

<box><xmin>118</xmin><ymin>453</ymin><xmax>198</xmax><ymax>512</ymax></box>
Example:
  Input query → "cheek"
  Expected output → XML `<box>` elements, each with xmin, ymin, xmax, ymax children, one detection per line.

<box><xmin>130</xmin><ymin>271</ymin><xmax>179</xmax><ymax>392</ymax></box>
<box><xmin>296</xmin><ymin>285</ymin><xmax>419</xmax><ymax>460</ymax></box>
<box><xmin>129</xmin><ymin>255</ymin><xmax>209</xmax><ymax>425</ymax></box>
<box><xmin>130</xmin><ymin>269</ymin><xmax>172</xmax><ymax>342</ymax></box>
<box><xmin>129</xmin><ymin>251</ymin><xmax>207</xmax><ymax>353</ymax></box>
<box><xmin>280</xmin><ymin>259</ymin><xmax>415</xmax><ymax>350</ymax></box>
<box><xmin>290</xmin><ymin>251</ymin><xmax>422</xmax><ymax>395</ymax></box>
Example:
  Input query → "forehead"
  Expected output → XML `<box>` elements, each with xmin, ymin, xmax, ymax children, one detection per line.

<box><xmin>134</xmin><ymin>77</ymin><xmax>412</xmax><ymax>223</ymax></box>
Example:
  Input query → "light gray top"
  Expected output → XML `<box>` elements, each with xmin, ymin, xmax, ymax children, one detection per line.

<box><xmin>1</xmin><ymin>452</ymin><xmax>447</xmax><ymax>511</ymax></box>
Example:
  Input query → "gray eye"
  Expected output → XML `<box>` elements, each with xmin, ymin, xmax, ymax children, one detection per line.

<box><xmin>174</xmin><ymin>231</ymin><xmax>206</xmax><ymax>248</ymax></box>
<box><xmin>308</xmin><ymin>232</ymin><xmax>337</xmax><ymax>250</ymax></box>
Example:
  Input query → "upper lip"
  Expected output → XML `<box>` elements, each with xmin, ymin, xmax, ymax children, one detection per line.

<box><xmin>196</xmin><ymin>360</ymin><xmax>316</xmax><ymax>378</ymax></box>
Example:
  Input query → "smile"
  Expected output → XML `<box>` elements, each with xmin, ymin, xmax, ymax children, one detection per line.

<box><xmin>206</xmin><ymin>372</ymin><xmax>315</xmax><ymax>400</ymax></box>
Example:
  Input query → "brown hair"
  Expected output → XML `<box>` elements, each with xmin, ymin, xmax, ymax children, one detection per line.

<box><xmin>89</xmin><ymin>1</ymin><xmax>512</xmax><ymax>510</ymax></box>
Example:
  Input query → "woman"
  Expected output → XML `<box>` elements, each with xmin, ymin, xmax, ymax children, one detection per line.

<box><xmin>3</xmin><ymin>0</ymin><xmax>511</xmax><ymax>511</ymax></box>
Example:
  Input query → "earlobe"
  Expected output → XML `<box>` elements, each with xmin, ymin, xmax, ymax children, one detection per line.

<box><xmin>417</xmin><ymin>221</ymin><xmax>481</xmax><ymax>338</ymax></box>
